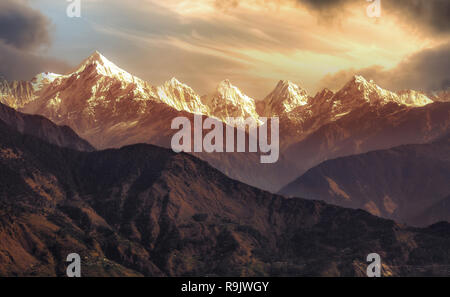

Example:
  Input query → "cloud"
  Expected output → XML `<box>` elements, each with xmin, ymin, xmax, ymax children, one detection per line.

<box><xmin>78</xmin><ymin>0</ymin><xmax>446</xmax><ymax>97</ymax></box>
<box><xmin>214</xmin><ymin>0</ymin><xmax>450</xmax><ymax>35</ymax></box>
<box><xmin>214</xmin><ymin>0</ymin><xmax>240</xmax><ymax>11</ymax></box>
<box><xmin>0</xmin><ymin>0</ymin><xmax>51</xmax><ymax>50</ymax></box>
<box><xmin>0</xmin><ymin>0</ymin><xmax>71</xmax><ymax>81</ymax></box>
<box><xmin>0</xmin><ymin>41</ymin><xmax>71</xmax><ymax>81</ymax></box>
<box><xmin>319</xmin><ymin>42</ymin><xmax>450</xmax><ymax>92</ymax></box>
<box><xmin>296</xmin><ymin>0</ymin><xmax>450</xmax><ymax>35</ymax></box>
<box><xmin>384</xmin><ymin>0</ymin><xmax>450</xmax><ymax>35</ymax></box>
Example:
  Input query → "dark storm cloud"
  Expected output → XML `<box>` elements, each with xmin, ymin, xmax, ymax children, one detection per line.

<box><xmin>0</xmin><ymin>0</ymin><xmax>51</xmax><ymax>50</ymax></box>
<box><xmin>320</xmin><ymin>42</ymin><xmax>450</xmax><ymax>92</ymax></box>
<box><xmin>297</xmin><ymin>0</ymin><xmax>450</xmax><ymax>35</ymax></box>
<box><xmin>0</xmin><ymin>41</ymin><xmax>71</xmax><ymax>81</ymax></box>
<box><xmin>0</xmin><ymin>0</ymin><xmax>71</xmax><ymax>81</ymax></box>
<box><xmin>384</xmin><ymin>0</ymin><xmax>450</xmax><ymax>34</ymax></box>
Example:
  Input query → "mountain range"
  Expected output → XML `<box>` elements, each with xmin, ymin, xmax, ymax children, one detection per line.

<box><xmin>1</xmin><ymin>114</ymin><xmax>450</xmax><ymax>276</ymax></box>
<box><xmin>2</xmin><ymin>52</ymin><xmax>449</xmax><ymax>192</ymax></box>
<box><xmin>1</xmin><ymin>51</ymin><xmax>449</xmax><ymax>224</ymax></box>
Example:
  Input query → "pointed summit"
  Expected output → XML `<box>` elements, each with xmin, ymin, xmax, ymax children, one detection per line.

<box><xmin>218</xmin><ymin>79</ymin><xmax>232</xmax><ymax>87</ymax></box>
<box><xmin>168</xmin><ymin>77</ymin><xmax>182</xmax><ymax>85</ymax></box>
<box><xmin>75</xmin><ymin>51</ymin><xmax>107</xmax><ymax>70</ymax></box>
<box><xmin>352</xmin><ymin>74</ymin><xmax>368</xmax><ymax>84</ymax></box>
<box><xmin>341</xmin><ymin>75</ymin><xmax>371</xmax><ymax>90</ymax></box>
<box><xmin>156</xmin><ymin>78</ymin><xmax>208</xmax><ymax>114</ymax></box>
<box><xmin>263</xmin><ymin>80</ymin><xmax>308</xmax><ymax>116</ymax></box>
<box><xmin>87</xmin><ymin>50</ymin><xmax>103</xmax><ymax>61</ymax></box>
<box><xmin>202</xmin><ymin>79</ymin><xmax>259</xmax><ymax>124</ymax></box>
<box><xmin>314</xmin><ymin>88</ymin><xmax>334</xmax><ymax>100</ymax></box>
<box><xmin>73</xmin><ymin>51</ymin><xmax>143</xmax><ymax>84</ymax></box>
<box><xmin>214</xmin><ymin>79</ymin><xmax>254</xmax><ymax>104</ymax></box>
<box><xmin>334</xmin><ymin>75</ymin><xmax>432</xmax><ymax>107</ymax></box>
<box><xmin>335</xmin><ymin>75</ymin><xmax>398</xmax><ymax>105</ymax></box>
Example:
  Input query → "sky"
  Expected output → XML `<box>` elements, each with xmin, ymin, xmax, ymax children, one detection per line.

<box><xmin>1</xmin><ymin>0</ymin><xmax>449</xmax><ymax>99</ymax></box>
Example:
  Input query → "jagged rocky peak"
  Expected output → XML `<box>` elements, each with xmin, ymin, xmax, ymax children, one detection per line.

<box><xmin>314</xmin><ymin>88</ymin><xmax>334</xmax><ymax>100</ymax></box>
<box><xmin>215</xmin><ymin>79</ymin><xmax>253</xmax><ymax>103</ymax></box>
<box><xmin>0</xmin><ymin>76</ymin><xmax>37</xmax><ymax>109</ymax></box>
<box><xmin>202</xmin><ymin>79</ymin><xmax>259</xmax><ymax>123</ymax></box>
<box><xmin>167</xmin><ymin>77</ymin><xmax>183</xmax><ymax>86</ymax></box>
<box><xmin>218</xmin><ymin>78</ymin><xmax>233</xmax><ymax>89</ymax></box>
<box><xmin>340</xmin><ymin>75</ymin><xmax>375</xmax><ymax>93</ymax></box>
<box><xmin>396</xmin><ymin>90</ymin><xmax>433</xmax><ymax>107</ymax></box>
<box><xmin>336</xmin><ymin>75</ymin><xmax>410</xmax><ymax>107</ymax></box>
<box><xmin>210</xmin><ymin>79</ymin><xmax>256</xmax><ymax>106</ymax></box>
<box><xmin>334</xmin><ymin>75</ymin><xmax>434</xmax><ymax>107</ymax></box>
<box><xmin>31</xmin><ymin>72</ymin><xmax>62</xmax><ymax>92</ymax></box>
<box><xmin>162</xmin><ymin>77</ymin><xmax>197</xmax><ymax>93</ymax></box>
<box><xmin>263</xmin><ymin>80</ymin><xmax>309</xmax><ymax>116</ymax></box>
<box><xmin>73</xmin><ymin>51</ymin><xmax>142</xmax><ymax>84</ymax></box>
<box><xmin>156</xmin><ymin>77</ymin><xmax>208</xmax><ymax>114</ymax></box>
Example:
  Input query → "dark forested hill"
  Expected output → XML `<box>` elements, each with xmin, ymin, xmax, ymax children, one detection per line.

<box><xmin>1</xmin><ymin>119</ymin><xmax>450</xmax><ymax>276</ymax></box>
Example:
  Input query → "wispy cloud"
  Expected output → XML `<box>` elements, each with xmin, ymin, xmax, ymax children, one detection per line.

<box><xmin>4</xmin><ymin>0</ymin><xmax>449</xmax><ymax>95</ymax></box>
<box><xmin>320</xmin><ymin>41</ymin><xmax>450</xmax><ymax>92</ymax></box>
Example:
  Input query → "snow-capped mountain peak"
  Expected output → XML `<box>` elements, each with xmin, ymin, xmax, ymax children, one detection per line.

<box><xmin>338</xmin><ymin>75</ymin><xmax>400</xmax><ymax>104</ymax></box>
<box><xmin>215</xmin><ymin>79</ymin><xmax>254</xmax><ymax>104</ymax></box>
<box><xmin>168</xmin><ymin>77</ymin><xmax>183</xmax><ymax>85</ymax></box>
<box><xmin>31</xmin><ymin>72</ymin><xmax>62</xmax><ymax>92</ymax></box>
<box><xmin>340</xmin><ymin>75</ymin><xmax>377</xmax><ymax>94</ymax></box>
<box><xmin>328</xmin><ymin>75</ymin><xmax>434</xmax><ymax>117</ymax></box>
<box><xmin>156</xmin><ymin>77</ymin><xmax>208</xmax><ymax>114</ymax></box>
<box><xmin>74</xmin><ymin>51</ymin><xmax>142</xmax><ymax>85</ymax></box>
<box><xmin>263</xmin><ymin>80</ymin><xmax>309</xmax><ymax>116</ymax></box>
<box><xmin>396</xmin><ymin>90</ymin><xmax>433</xmax><ymax>106</ymax></box>
<box><xmin>203</xmin><ymin>80</ymin><xmax>259</xmax><ymax>124</ymax></box>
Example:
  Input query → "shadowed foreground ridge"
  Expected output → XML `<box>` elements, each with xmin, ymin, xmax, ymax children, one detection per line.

<box><xmin>0</xmin><ymin>102</ymin><xmax>94</xmax><ymax>152</ymax></box>
<box><xmin>280</xmin><ymin>134</ymin><xmax>450</xmax><ymax>226</ymax></box>
<box><xmin>1</xmin><ymin>120</ymin><xmax>450</xmax><ymax>277</ymax></box>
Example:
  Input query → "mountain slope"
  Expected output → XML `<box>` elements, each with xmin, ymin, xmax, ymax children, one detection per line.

<box><xmin>0</xmin><ymin>72</ymin><xmax>62</xmax><ymax>109</ymax></box>
<box><xmin>413</xmin><ymin>195</ymin><xmax>450</xmax><ymax>227</ymax></box>
<box><xmin>156</xmin><ymin>77</ymin><xmax>208</xmax><ymax>114</ymax></box>
<box><xmin>280</xmin><ymin>134</ymin><xmax>450</xmax><ymax>226</ymax></box>
<box><xmin>202</xmin><ymin>79</ymin><xmax>260</xmax><ymax>124</ymax></box>
<box><xmin>281</xmin><ymin>101</ymin><xmax>450</xmax><ymax>188</ymax></box>
<box><xmin>0</xmin><ymin>102</ymin><xmax>94</xmax><ymax>151</ymax></box>
<box><xmin>2</xmin><ymin>118</ymin><xmax>450</xmax><ymax>276</ymax></box>
<box><xmin>2</xmin><ymin>53</ymin><xmax>449</xmax><ymax>192</ymax></box>
<box><xmin>261</xmin><ymin>80</ymin><xmax>308</xmax><ymax>117</ymax></box>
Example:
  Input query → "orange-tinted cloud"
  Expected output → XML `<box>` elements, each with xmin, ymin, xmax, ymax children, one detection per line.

<box><xmin>320</xmin><ymin>42</ymin><xmax>450</xmax><ymax>92</ymax></box>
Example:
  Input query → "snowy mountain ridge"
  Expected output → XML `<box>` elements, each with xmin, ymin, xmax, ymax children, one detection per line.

<box><xmin>0</xmin><ymin>52</ymin><xmax>437</xmax><ymax>124</ymax></box>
